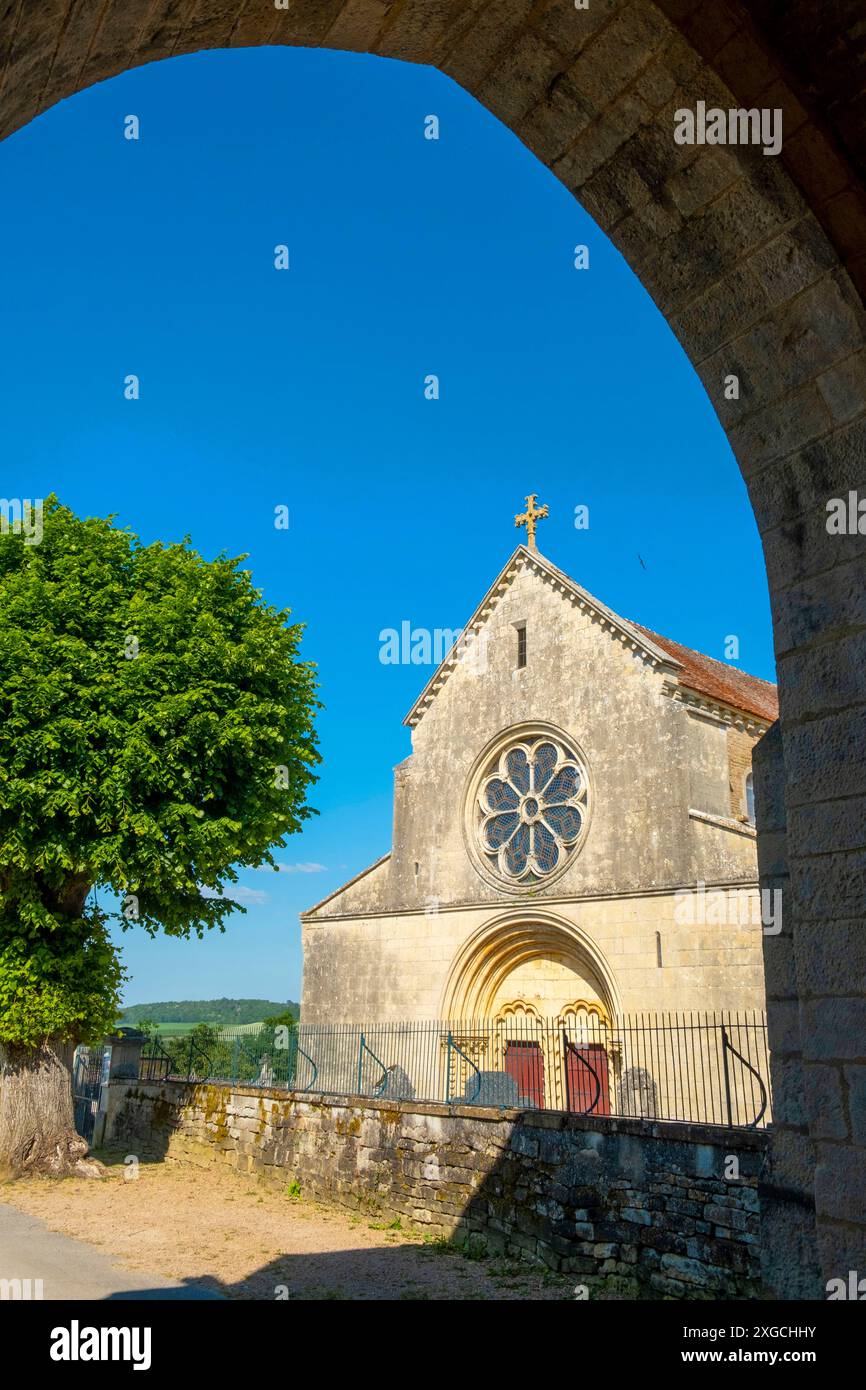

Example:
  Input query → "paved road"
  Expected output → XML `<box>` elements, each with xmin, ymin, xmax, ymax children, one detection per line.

<box><xmin>0</xmin><ymin>1202</ymin><xmax>222</xmax><ymax>1300</ymax></box>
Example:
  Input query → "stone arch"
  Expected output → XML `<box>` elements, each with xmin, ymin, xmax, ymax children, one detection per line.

<box><xmin>557</xmin><ymin>998</ymin><xmax>611</xmax><ymax>1036</ymax></box>
<box><xmin>441</xmin><ymin>908</ymin><xmax>621</xmax><ymax>1023</ymax></box>
<box><xmin>492</xmin><ymin>997</ymin><xmax>544</xmax><ymax>1025</ymax></box>
<box><xmin>3</xmin><ymin>0</ymin><xmax>863</xmax><ymax>1296</ymax></box>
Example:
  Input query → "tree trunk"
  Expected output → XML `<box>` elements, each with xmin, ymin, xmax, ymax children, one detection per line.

<box><xmin>0</xmin><ymin>1038</ymin><xmax>100</xmax><ymax>1177</ymax></box>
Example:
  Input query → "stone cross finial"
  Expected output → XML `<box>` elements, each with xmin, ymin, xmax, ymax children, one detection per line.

<box><xmin>514</xmin><ymin>493</ymin><xmax>549</xmax><ymax>550</ymax></box>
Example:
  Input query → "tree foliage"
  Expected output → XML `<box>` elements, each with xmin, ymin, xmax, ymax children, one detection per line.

<box><xmin>262</xmin><ymin>1008</ymin><xmax>298</xmax><ymax>1032</ymax></box>
<box><xmin>0</xmin><ymin>498</ymin><xmax>319</xmax><ymax>1048</ymax></box>
<box><xmin>119</xmin><ymin>996</ymin><xmax>298</xmax><ymax>1026</ymax></box>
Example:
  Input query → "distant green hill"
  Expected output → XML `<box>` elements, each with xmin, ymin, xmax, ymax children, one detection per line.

<box><xmin>119</xmin><ymin>998</ymin><xmax>299</xmax><ymax>1027</ymax></box>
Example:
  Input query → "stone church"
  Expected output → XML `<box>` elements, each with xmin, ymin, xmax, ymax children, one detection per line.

<box><xmin>301</xmin><ymin>501</ymin><xmax>777</xmax><ymax>1059</ymax></box>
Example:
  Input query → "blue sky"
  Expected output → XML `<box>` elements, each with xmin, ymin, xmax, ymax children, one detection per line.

<box><xmin>0</xmin><ymin>45</ymin><xmax>775</xmax><ymax>1010</ymax></box>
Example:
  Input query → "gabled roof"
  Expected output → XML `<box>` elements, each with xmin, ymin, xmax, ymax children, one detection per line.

<box><xmin>631</xmin><ymin>624</ymin><xmax>779</xmax><ymax>723</ymax></box>
<box><xmin>403</xmin><ymin>545</ymin><xmax>777</xmax><ymax>729</ymax></box>
<box><xmin>403</xmin><ymin>546</ymin><xmax>682</xmax><ymax>728</ymax></box>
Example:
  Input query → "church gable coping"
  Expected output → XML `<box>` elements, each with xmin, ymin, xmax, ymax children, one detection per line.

<box><xmin>301</xmin><ymin>852</ymin><xmax>391</xmax><ymax>920</ymax></box>
<box><xmin>403</xmin><ymin>545</ymin><xmax>777</xmax><ymax>732</ymax></box>
<box><xmin>403</xmin><ymin>545</ymin><xmax>682</xmax><ymax>730</ymax></box>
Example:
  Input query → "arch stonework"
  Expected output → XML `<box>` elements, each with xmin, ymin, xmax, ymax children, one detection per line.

<box><xmin>441</xmin><ymin>907</ymin><xmax>621</xmax><ymax>1022</ymax></box>
<box><xmin>2</xmin><ymin>0</ymin><xmax>864</xmax><ymax>1297</ymax></box>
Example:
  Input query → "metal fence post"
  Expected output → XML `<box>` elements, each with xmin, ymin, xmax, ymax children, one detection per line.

<box><xmin>562</xmin><ymin>1028</ymin><xmax>571</xmax><ymax>1113</ymax></box>
<box><xmin>721</xmin><ymin>1024</ymin><xmax>733</xmax><ymax>1127</ymax></box>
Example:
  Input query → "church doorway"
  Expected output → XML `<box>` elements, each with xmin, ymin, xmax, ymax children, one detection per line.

<box><xmin>504</xmin><ymin>1040</ymin><xmax>545</xmax><ymax>1109</ymax></box>
<box><xmin>565</xmin><ymin>1041</ymin><xmax>611</xmax><ymax>1117</ymax></box>
<box><xmin>477</xmin><ymin>1000</ymin><xmax>614</xmax><ymax>1113</ymax></box>
<box><xmin>442</xmin><ymin>912</ymin><xmax>619</xmax><ymax>1112</ymax></box>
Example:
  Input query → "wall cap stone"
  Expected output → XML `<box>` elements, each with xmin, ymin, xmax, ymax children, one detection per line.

<box><xmin>111</xmin><ymin>1078</ymin><xmax>769</xmax><ymax>1150</ymax></box>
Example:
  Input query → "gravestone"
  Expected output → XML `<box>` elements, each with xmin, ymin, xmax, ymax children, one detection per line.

<box><xmin>617</xmin><ymin>1067</ymin><xmax>658</xmax><ymax>1118</ymax></box>
<box><xmin>378</xmin><ymin>1065</ymin><xmax>415</xmax><ymax>1100</ymax></box>
<box><xmin>457</xmin><ymin>1070</ymin><xmax>520</xmax><ymax>1107</ymax></box>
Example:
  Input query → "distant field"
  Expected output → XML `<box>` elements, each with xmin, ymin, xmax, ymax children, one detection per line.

<box><xmin>148</xmin><ymin>1020</ymin><xmax>266</xmax><ymax>1037</ymax></box>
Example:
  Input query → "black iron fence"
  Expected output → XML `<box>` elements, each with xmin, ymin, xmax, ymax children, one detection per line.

<box><xmin>140</xmin><ymin>1009</ymin><xmax>771</xmax><ymax>1130</ymax></box>
<box><xmin>72</xmin><ymin>1045</ymin><xmax>109</xmax><ymax>1142</ymax></box>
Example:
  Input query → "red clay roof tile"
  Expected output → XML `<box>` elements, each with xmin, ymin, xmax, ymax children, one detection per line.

<box><xmin>632</xmin><ymin>622</ymin><xmax>778</xmax><ymax>723</ymax></box>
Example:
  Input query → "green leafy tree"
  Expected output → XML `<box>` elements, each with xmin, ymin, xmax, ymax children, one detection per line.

<box><xmin>259</xmin><ymin>1008</ymin><xmax>299</xmax><ymax>1085</ymax></box>
<box><xmin>0</xmin><ymin>498</ymin><xmax>319</xmax><ymax>1174</ymax></box>
<box><xmin>130</xmin><ymin>1016</ymin><xmax>158</xmax><ymax>1040</ymax></box>
<box><xmin>178</xmin><ymin>1022</ymin><xmax>220</xmax><ymax>1079</ymax></box>
<box><xmin>120</xmin><ymin>997</ymin><xmax>296</xmax><ymax>1026</ymax></box>
<box><xmin>262</xmin><ymin>1008</ymin><xmax>298</xmax><ymax>1032</ymax></box>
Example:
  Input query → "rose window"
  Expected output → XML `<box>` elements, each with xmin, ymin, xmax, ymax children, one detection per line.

<box><xmin>477</xmin><ymin>736</ymin><xmax>589</xmax><ymax>883</ymax></box>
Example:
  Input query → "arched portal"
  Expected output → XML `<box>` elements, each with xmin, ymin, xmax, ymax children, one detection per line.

<box><xmin>442</xmin><ymin>909</ymin><xmax>620</xmax><ymax>1022</ymax></box>
<box><xmin>442</xmin><ymin>910</ymin><xmax>619</xmax><ymax>1113</ymax></box>
<box><xmin>2</xmin><ymin>0</ymin><xmax>863</xmax><ymax>1296</ymax></box>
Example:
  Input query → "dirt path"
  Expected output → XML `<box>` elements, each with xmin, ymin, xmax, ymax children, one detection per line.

<box><xmin>0</xmin><ymin>1203</ymin><xmax>222</xmax><ymax>1300</ymax></box>
<box><xmin>0</xmin><ymin>1156</ymin><xmax>571</xmax><ymax>1301</ymax></box>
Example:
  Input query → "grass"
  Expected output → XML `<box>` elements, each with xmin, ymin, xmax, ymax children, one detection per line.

<box><xmin>420</xmin><ymin>1233</ymin><xmax>455</xmax><ymax>1253</ymax></box>
<box><xmin>142</xmin><ymin>1022</ymin><xmax>208</xmax><ymax>1037</ymax></box>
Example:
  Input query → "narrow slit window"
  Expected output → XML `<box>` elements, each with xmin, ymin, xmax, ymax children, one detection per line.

<box><xmin>516</xmin><ymin>623</ymin><xmax>527</xmax><ymax>670</ymax></box>
<box><xmin>745</xmin><ymin>772</ymin><xmax>755</xmax><ymax>825</ymax></box>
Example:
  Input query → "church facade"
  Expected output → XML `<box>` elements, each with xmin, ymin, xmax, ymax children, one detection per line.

<box><xmin>301</xmin><ymin>525</ymin><xmax>776</xmax><ymax>1053</ymax></box>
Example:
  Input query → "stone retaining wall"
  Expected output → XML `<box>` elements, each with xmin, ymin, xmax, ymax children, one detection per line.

<box><xmin>103</xmin><ymin>1079</ymin><xmax>767</xmax><ymax>1298</ymax></box>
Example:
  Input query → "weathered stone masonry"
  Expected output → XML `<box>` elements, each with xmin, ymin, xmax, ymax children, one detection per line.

<box><xmin>104</xmin><ymin>1079</ymin><xmax>767</xmax><ymax>1299</ymax></box>
<box><xmin>4</xmin><ymin>0</ymin><xmax>866</xmax><ymax>1292</ymax></box>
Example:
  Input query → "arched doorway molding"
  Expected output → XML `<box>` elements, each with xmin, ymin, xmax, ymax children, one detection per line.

<box><xmin>441</xmin><ymin>906</ymin><xmax>621</xmax><ymax>1022</ymax></box>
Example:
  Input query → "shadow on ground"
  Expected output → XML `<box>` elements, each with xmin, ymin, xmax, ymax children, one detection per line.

<box><xmin>85</xmin><ymin>1151</ymin><xmax>572</xmax><ymax>1302</ymax></box>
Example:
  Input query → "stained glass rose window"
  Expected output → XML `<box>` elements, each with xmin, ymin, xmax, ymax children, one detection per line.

<box><xmin>476</xmin><ymin>736</ymin><xmax>589</xmax><ymax>883</ymax></box>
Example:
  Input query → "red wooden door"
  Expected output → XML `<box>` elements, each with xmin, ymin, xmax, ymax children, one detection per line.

<box><xmin>566</xmin><ymin>1042</ymin><xmax>610</xmax><ymax>1114</ymax></box>
<box><xmin>504</xmin><ymin>1040</ymin><xmax>545</xmax><ymax>1108</ymax></box>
